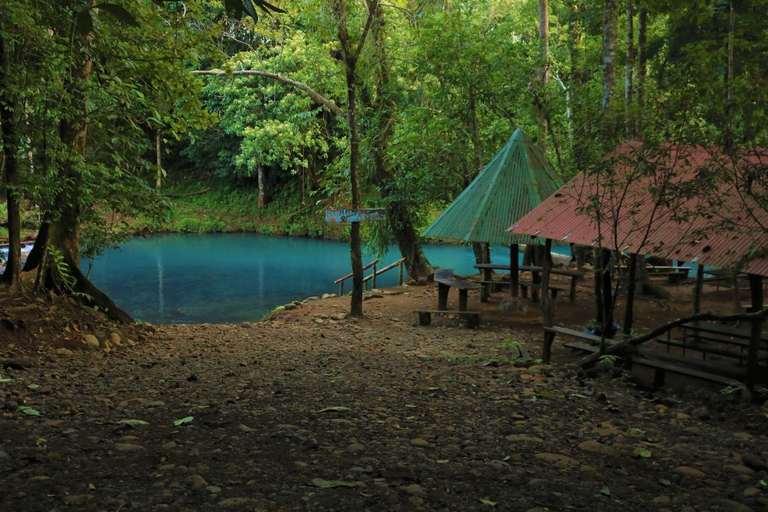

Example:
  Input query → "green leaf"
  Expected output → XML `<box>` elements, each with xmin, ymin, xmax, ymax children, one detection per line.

<box><xmin>659</xmin><ymin>478</ymin><xmax>671</xmax><ymax>486</ymax></box>
<box><xmin>118</xmin><ymin>419</ymin><xmax>149</xmax><ymax>426</ymax></box>
<box><xmin>570</xmin><ymin>393</ymin><xmax>587</xmax><ymax>399</ymax></box>
<box><xmin>639</xmin><ymin>449</ymin><xmax>652</xmax><ymax>458</ymax></box>
<box><xmin>224</xmin><ymin>0</ymin><xmax>246</xmax><ymax>18</ymax></box>
<box><xmin>309</xmin><ymin>478</ymin><xmax>356</xmax><ymax>488</ymax></box>
<box><xmin>240</xmin><ymin>0</ymin><xmax>259</xmax><ymax>22</ymax></box>
<box><xmin>316</xmin><ymin>406</ymin><xmax>350</xmax><ymax>413</ymax></box>
<box><xmin>600</xmin><ymin>487</ymin><xmax>611</xmax><ymax>496</ymax></box>
<box><xmin>173</xmin><ymin>416</ymin><xmax>194</xmax><ymax>426</ymax></box>
<box><xmin>17</xmin><ymin>406</ymin><xmax>41</xmax><ymax>416</ymax></box>
<box><xmin>760</xmin><ymin>479</ymin><xmax>767</xmax><ymax>487</ymax></box>
<box><xmin>95</xmin><ymin>3</ymin><xmax>139</xmax><ymax>26</ymax></box>
<box><xmin>480</xmin><ymin>498</ymin><xmax>498</xmax><ymax>506</ymax></box>
<box><xmin>0</xmin><ymin>374</ymin><xmax>12</xmax><ymax>383</ymax></box>
<box><xmin>75</xmin><ymin>10</ymin><xmax>93</xmax><ymax>35</ymax></box>
<box><xmin>254</xmin><ymin>0</ymin><xmax>286</xmax><ymax>13</ymax></box>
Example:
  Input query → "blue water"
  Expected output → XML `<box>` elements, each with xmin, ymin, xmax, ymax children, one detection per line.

<box><xmin>82</xmin><ymin>234</ymin><xmax>565</xmax><ymax>324</ymax></box>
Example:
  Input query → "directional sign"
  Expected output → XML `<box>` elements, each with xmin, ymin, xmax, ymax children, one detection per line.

<box><xmin>325</xmin><ymin>209</ymin><xmax>387</xmax><ymax>223</ymax></box>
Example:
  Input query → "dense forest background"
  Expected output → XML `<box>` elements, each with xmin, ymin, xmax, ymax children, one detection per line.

<box><xmin>1</xmin><ymin>0</ymin><xmax>767</xmax><ymax>319</ymax></box>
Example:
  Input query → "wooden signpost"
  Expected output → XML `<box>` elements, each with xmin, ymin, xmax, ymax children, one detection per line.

<box><xmin>325</xmin><ymin>208</ymin><xmax>387</xmax><ymax>223</ymax></box>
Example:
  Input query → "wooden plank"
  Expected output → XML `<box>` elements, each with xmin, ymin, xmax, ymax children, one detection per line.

<box><xmin>638</xmin><ymin>350</ymin><xmax>749</xmax><ymax>379</ymax></box>
<box><xmin>633</xmin><ymin>357</ymin><xmax>737</xmax><ymax>386</ymax></box>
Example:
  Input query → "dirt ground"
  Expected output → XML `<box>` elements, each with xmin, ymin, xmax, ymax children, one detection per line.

<box><xmin>1</xmin><ymin>274</ymin><xmax>767</xmax><ymax>511</ymax></box>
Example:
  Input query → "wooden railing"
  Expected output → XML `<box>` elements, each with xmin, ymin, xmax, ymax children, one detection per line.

<box><xmin>334</xmin><ymin>257</ymin><xmax>406</xmax><ymax>296</ymax></box>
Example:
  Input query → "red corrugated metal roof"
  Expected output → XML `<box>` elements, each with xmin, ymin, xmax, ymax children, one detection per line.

<box><xmin>507</xmin><ymin>144</ymin><xmax>768</xmax><ymax>277</ymax></box>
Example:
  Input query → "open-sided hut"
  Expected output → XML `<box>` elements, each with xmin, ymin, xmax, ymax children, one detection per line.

<box><xmin>422</xmin><ymin>128</ymin><xmax>563</xmax><ymax>296</ymax></box>
<box><xmin>506</xmin><ymin>143</ymin><xmax>768</xmax><ymax>388</ymax></box>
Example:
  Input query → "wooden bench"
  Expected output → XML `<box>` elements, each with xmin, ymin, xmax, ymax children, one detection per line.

<box><xmin>415</xmin><ymin>310</ymin><xmax>481</xmax><ymax>328</ymax></box>
<box><xmin>519</xmin><ymin>281</ymin><xmax>568</xmax><ymax>302</ymax></box>
<box><xmin>632</xmin><ymin>356</ymin><xmax>737</xmax><ymax>388</ymax></box>
<box><xmin>434</xmin><ymin>268</ymin><xmax>483</xmax><ymax>311</ymax></box>
<box><xmin>545</xmin><ymin>326</ymin><xmax>744</xmax><ymax>388</ymax></box>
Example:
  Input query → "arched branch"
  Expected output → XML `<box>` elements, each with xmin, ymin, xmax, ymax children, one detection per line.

<box><xmin>191</xmin><ymin>69</ymin><xmax>344</xmax><ymax>118</ymax></box>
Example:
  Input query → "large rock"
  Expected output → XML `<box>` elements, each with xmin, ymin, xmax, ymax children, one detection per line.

<box><xmin>578</xmin><ymin>440</ymin><xmax>615</xmax><ymax>456</ymax></box>
<box><xmin>741</xmin><ymin>453</ymin><xmax>768</xmax><ymax>471</ymax></box>
<box><xmin>675</xmin><ymin>466</ymin><xmax>706</xmax><ymax>478</ymax></box>
<box><xmin>83</xmin><ymin>335</ymin><xmax>100</xmax><ymax>349</ymax></box>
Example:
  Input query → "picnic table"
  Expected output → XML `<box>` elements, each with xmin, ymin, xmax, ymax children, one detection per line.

<box><xmin>474</xmin><ymin>264</ymin><xmax>583</xmax><ymax>304</ymax></box>
<box><xmin>416</xmin><ymin>268</ymin><xmax>482</xmax><ymax>327</ymax></box>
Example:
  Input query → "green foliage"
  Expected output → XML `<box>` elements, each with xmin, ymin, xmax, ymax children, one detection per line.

<box><xmin>47</xmin><ymin>247</ymin><xmax>77</xmax><ymax>293</ymax></box>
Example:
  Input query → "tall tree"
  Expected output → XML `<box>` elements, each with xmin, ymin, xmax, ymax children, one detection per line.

<box><xmin>537</xmin><ymin>0</ymin><xmax>549</xmax><ymax>151</ymax></box>
<box><xmin>335</xmin><ymin>0</ymin><xmax>378</xmax><ymax>316</ymax></box>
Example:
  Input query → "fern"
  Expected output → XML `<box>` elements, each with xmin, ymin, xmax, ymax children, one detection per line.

<box><xmin>47</xmin><ymin>247</ymin><xmax>77</xmax><ymax>293</ymax></box>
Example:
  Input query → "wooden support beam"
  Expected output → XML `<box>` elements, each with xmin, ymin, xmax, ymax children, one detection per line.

<box><xmin>746</xmin><ymin>274</ymin><xmax>764</xmax><ymax>390</ymax></box>
<box><xmin>541</xmin><ymin>239</ymin><xmax>555</xmax><ymax>362</ymax></box>
<box><xmin>693</xmin><ymin>263</ymin><xmax>704</xmax><ymax>314</ymax></box>
<box><xmin>510</xmin><ymin>244</ymin><xmax>519</xmax><ymax>298</ymax></box>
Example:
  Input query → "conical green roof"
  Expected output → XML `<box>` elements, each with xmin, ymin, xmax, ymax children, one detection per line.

<box><xmin>422</xmin><ymin>129</ymin><xmax>563</xmax><ymax>244</ymax></box>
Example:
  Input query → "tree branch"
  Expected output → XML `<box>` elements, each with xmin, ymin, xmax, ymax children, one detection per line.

<box><xmin>354</xmin><ymin>0</ymin><xmax>380</xmax><ymax>64</ymax></box>
<box><xmin>578</xmin><ymin>308</ymin><xmax>768</xmax><ymax>368</ymax></box>
<box><xmin>192</xmin><ymin>69</ymin><xmax>344</xmax><ymax>118</ymax></box>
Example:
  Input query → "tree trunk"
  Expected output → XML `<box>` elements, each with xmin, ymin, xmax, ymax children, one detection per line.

<box><xmin>35</xmin><ymin>31</ymin><xmax>133</xmax><ymax>323</ymax></box>
<box><xmin>24</xmin><ymin>220</ymin><xmax>48</xmax><ymax>273</ymax></box>
<box><xmin>635</xmin><ymin>4</ymin><xmax>647</xmax><ymax>134</ymax></box>
<box><xmin>344</xmin><ymin>62</ymin><xmax>363</xmax><ymax>316</ymax></box>
<box><xmin>156</xmin><ymin>131</ymin><xmax>162</xmax><ymax>189</ymax></box>
<box><xmin>257</xmin><ymin>162</ymin><xmax>265</xmax><ymax>208</ymax></box>
<box><xmin>0</xmin><ymin>29</ymin><xmax>22</xmax><ymax>291</ymax></box>
<box><xmin>635</xmin><ymin>258</ymin><xmax>670</xmax><ymax>299</ymax></box>
<box><xmin>336</xmin><ymin>0</ymin><xmax>377</xmax><ymax>316</ymax></box>
<box><xmin>469</xmin><ymin>84</ymin><xmax>481</xmax><ymax>173</ymax></box>
<box><xmin>625</xmin><ymin>0</ymin><xmax>634</xmax><ymax>138</ymax></box>
<box><xmin>602</xmin><ymin>0</ymin><xmax>619</xmax><ymax>113</ymax></box>
<box><xmin>537</xmin><ymin>0</ymin><xmax>549</xmax><ymax>151</ymax></box>
<box><xmin>724</xmin><ymin>0</ymin><xmax>734</xmax><ymax>149</ymax></box>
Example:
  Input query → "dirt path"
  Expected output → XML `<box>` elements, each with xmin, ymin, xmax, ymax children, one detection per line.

<box><xmin>1</xmin><ymin>283</ymin><xmax>767</xmax><ymax>511</ymax></box>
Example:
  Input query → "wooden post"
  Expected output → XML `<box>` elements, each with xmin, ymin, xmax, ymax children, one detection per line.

<box><xmin>746</xmin><ymin>274</ymin><xmax>763</xmax><ymax>390</ymax></box>
<box><xmin>693</xmin><ymin>263</ymin><xmax>704</xmax><ymax>314</ymax></box>
<box><xmin>437</xmin><ymin>284</ymin><xmax>449</xmax><ymax>311</ymax></box>
<box><xmin>398</xmin><ymin>260</ymin><xmax>404</xmax><ymax>286</ymax></box>
<box><xmin>541</xmin><ymin>239</ymin><xmax>555</xmax><ymax>362</ymax></box>
<box><xmin>510</xmin><ymin>244</ymin><xmax>519</xmax><ymax>298</ymax></box>
<box><xmin>594</xmin><ymin>249</ymin><xmax>604</xmax><ymax>327</ymax></box>
<box><xmin>601</xmin><ymin>249</ymin><xmax>614</xmax><ymax>335</ymax></box>
<box><xmin>731</xmin><ymin>269</ymin><xmax>742</xmax><ymax>313</ymax></box>
<box><xmin>339</xmin><ymin>281</ymin><xmax>344</xmax><ymax>296</ymax></box>
<box><xmin>372</xmin><ymin>262</ymin><xmax>378</xmax><ymax>290</ymax></box>
<box><xmin>623</xmin><ymin>253</ymin><xmax>638</xmax><ymax>335</ymax></box>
